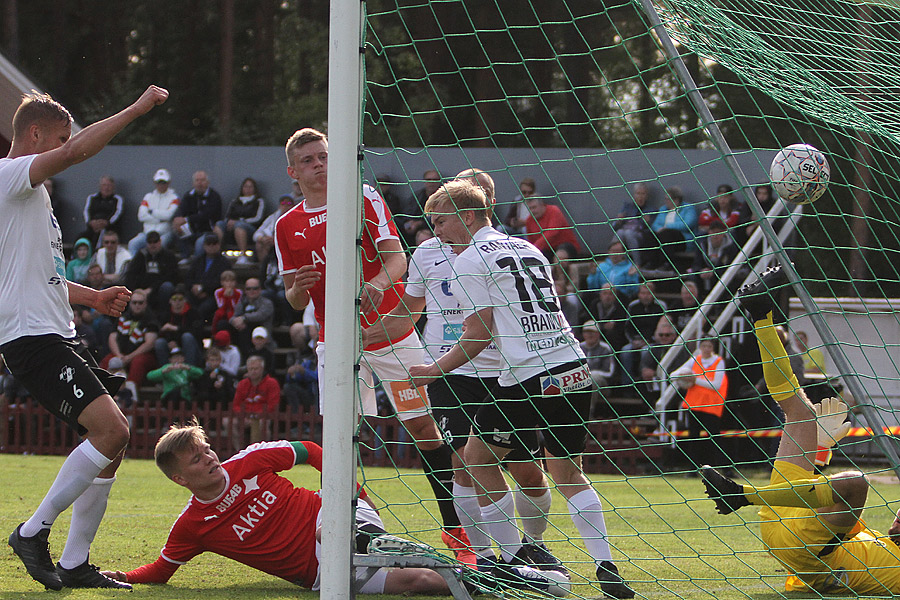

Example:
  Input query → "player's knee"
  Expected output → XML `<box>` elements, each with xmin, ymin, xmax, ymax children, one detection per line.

<box><xmin>509</xmin><ymin>462</ymin><xmax>548</xmax><ymax>490</ymax></box>
<box><xmin>404</xmin><ymin>569</ymin><xmax>448</xmax><ymax>594</ymax></box>
<box><xmin>831</xmin><ymin>470</ymin><xmax>868</xmax><ymax>507</ymax></box>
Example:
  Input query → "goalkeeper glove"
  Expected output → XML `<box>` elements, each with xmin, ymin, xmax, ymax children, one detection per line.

<box><xmin>814</xmin><ymin>396</ymin><xmax>851</xmax><ymax>466</ymax></box>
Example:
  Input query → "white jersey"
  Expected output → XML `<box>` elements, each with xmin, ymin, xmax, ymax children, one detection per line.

<box><xmin>452</xmin><ymin>226</ymin><xmax>584</xmax><ymax>387</ymax></box>
<box><xmin>406</xmin><ymin>237</ymin><xmax>502</xmax><ymax>377</ymax></box>
<box><xmin>0</xmin><ymin>156</ymin><xmax>75</xmax><ymax>345</ymax></box>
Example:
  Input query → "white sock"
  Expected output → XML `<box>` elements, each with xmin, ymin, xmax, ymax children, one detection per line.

<box><xmin>516</xmin><ymin>487</ymin><xmax>551</xmax><ymax>544</ymax></box>
<box><xmin>59</xmin><ymin>477</ymin><xmax>115</xmax><ymax>569</ymax></box>
<box><xmin>453</xmin><ymin>483</ymin><xmax>491</xmax><ymax>556</ymax></box>
<box><xmin>21</xmin><ymin>440</ymin><xmax>112</xmax><ymax>537</ymax></box>
<box><xmin>567</xmin><ymin>488</ymin><xmax>612</xmax><ymax>565</ymax></box>
<box><xmin>479</xmin><ymin>491</ymin><xmax>521</xmax><ymax>563</ymax></box>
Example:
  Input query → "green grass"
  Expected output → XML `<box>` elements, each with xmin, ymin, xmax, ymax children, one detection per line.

<box><xmin>2</xmin><ymin>454</ymin><xmax>900</xmax><ymax>599</ymax></box>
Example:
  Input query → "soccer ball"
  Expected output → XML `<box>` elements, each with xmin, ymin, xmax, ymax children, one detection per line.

<box><xmin>768</xmin><ymin>144</ymin><xmax>830</xmax><ymax>204</ymax></box>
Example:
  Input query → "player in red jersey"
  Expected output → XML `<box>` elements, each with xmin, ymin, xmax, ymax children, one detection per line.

<box><xmin>100</xmin><ymin>421</ymin><xmax>449</xmax><ymax>594</ymax></box>
<box><xmin>273</xmin><ymin>128</ymin><xmax>473</xmax><ymax>563</ymax></box>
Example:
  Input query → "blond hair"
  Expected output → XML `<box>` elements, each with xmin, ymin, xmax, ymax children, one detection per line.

<box><xmin>155</xmin><ymin>419</ymin><xmax>208</xmax><ymax>478</ymax></box>
<box><xmin>12</xmin><ymin>92</ymin><xmax>72</xmax><ymax>139</ymax></box>
<box><xmin>285</xmin><ymin>127</ymin><xmax>327</xmax><ymax>164</ymax></box>
<box><xmin>424</xmin><ymin>180</ymin><xmax>491</xmax><ymax>223</ymax></box>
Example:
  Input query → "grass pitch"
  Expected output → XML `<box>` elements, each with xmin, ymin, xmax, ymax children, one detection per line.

<box><xmin>2</xmin><ymin>453</ymin><xmax>899</xmax><ymax>599</ymax></box>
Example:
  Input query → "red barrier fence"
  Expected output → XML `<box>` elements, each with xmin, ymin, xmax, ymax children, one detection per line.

<box><xmin>1</xmin><ymin>398</ymin><xmax>660</xmax><ymax>475</ymax></box>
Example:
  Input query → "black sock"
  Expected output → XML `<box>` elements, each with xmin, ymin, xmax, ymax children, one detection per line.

<box><xmin>419</xmin><ymin>444</ymin><xmax>460</xmax><ymax>528</ymax></box>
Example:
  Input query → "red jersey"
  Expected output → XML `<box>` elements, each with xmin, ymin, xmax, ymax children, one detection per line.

<box><xmin>232</xmin><ymin>374</ymin><xmax>281</xmax><ymax>414</ymax></box>
<box><xmin>126</xmin><ymin>441</ymin><xmax>322</xmax><ymax>587</ymax></box>
<box><xmin>274</xmin><ymin>184</ymin><xmax>410</xmax><ymax>350</ymax></box>
<box><xmin>525</xmin><ymin>203</ymin><xmax>581</xmax><ymax>254</ymax></box>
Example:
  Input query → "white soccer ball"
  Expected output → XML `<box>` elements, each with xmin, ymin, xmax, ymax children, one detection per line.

<box><xmin>768</xmin><ymin>143</ymin><xmax>830</xmax><ymax>204</ymax></box>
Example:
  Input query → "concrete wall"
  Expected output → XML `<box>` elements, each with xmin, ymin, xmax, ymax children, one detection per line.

<box><xmin>789</xmin><ymin>297</ymin><xmax>900</xmax><ymax>427</ymax></box>
<box><xmin>52</xmin><ymin>145</ymin><xmax>774</xmax><ymax>253</ymax></box>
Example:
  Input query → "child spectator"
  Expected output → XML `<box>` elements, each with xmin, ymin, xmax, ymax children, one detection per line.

<box><xmin>65</xmin><ymin>238</ymin><xmax>94</xmax><ymax>284</ymax></box>
<box><xmin>283</xmin><ymin>347</ymin><xmax>319</xmax><ymax>413</ymax></box>
<box><xmin>247</xmin><ymin>326</ymin><xmax>275</xmax><ymax>376</ymax></box>
<box><xmin>213</xmin><ymin>330</ymin><xmax>241</xmax><ymax>377</ymax></box>
<box><xmin>146</xmin><ymin>348</ymin><xmax>204</xmax><ymax>406</ymax></box>
<box><xmin>211</xmin><ymin>270</ymin><xmax>242</xmax><ymax>334</ymax></box>
<box><xmin>196</xmin><ymin>347</ymin><xmax>235</xmax><ymax>409</ymax></box>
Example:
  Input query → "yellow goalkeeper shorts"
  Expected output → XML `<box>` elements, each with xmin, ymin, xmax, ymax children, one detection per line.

<box><xmin>759</xmin><ymin>460</ymin><xmax>900</xmax><ymax>594</ymax></box>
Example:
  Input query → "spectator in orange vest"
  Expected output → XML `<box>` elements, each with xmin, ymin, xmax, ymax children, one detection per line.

<box><xmin>673</xmin><ymin>338</ymin><xmax>729</xmax><ymax>474</ymax></box>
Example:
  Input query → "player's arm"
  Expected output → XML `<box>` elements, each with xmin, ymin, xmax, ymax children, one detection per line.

<box><xmin>409</xmin><ymin>307</ymin><xmax>493</xmax><ymax>386</ymax></box>
<box><xmin>283</xmin><ymin>265</ymin><xmax>320</xmax><ymax>311</ymax></box>
<box><xmin>360</xmin><ymin>238</ymin><xmax>407</xmax><ymax>315</ymax></box>
<box><xmin>67</xmin><ymin>280</ymin><xmax>131</xmax><ymax>317</ymax></box>
<box><xmin>362</xmin><ymin>293</ymin><xmax>425</xmax><ymax>348</ymax></box>
<box><xmin>102</xmin><ymin>556</ymin><xmax>181</xmax><ymax>585</ymax></box>
<box><xmin>29</xmin><ymin>86</ymin><xmax>168</xmax><ymax>187</ymax></box>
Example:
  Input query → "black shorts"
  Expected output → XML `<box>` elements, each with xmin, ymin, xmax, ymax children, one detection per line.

<box><xmin>429</xmin><ymin>374</ymin><xmax>498</xmax><ymax>449</ymax></box>
<box><xmin>472</xmin><ymin>361</ymin><xmax>592</xmax><ymax>458</ymax></box>
<box><xmin>1</xmin><ymin>334</ymin><xmax>123</xmax><ymax>435</ymax></box>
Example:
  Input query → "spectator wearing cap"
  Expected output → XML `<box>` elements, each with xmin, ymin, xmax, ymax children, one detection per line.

<box><xmin>213</xmin><ymin>330</ymin><xmax>242</xmax><ymax>377</ymax></box>
<box><xmin>229</xmin><ymin>277</ymin><xmax>275</xmax><ymax>355</ymax></box>
<box><xmin>155</xmin><ymin>285</ymin><xmax>203</xmax><ymax>367</ymax></box>
<box><xmin>254</xmin><ymin>193</ymin><xmax>295</xmax><ymax>268</ymax></box>
<box><xmin>185</xmin><ymin>233</ymin><xmax>230</xmax><ymax>324</ymax></box>
<box><xmin>129</xmin><ymin>168</ymin><xmax>180</xmax><ymax>254</ymax></box>
<box><xmin>124</xmin><ymin>229</ymin><xmax>181</xmax><ymax>313</ymax></box>
<box><xmin>172</xmin><ymin>170</ymin><xmax>223</xmax><ymax>259</ymax></box>
<box><xmin>247</xmin><ymin>326</ymin><xmax>275</xmax><ymax>376</ymax></box>
<box><xmin>146</xmin><ymin>347</ymin><xmax>204</xmax><ymax>406</ymax></box>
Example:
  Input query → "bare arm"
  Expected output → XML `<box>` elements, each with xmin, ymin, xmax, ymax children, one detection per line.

<box><xmin>408</xmin><ymin>307</ymin><xmax>493</xmax><ymax>386</ymax></box>
<box><xmin>360</xmin><ymin>238</ymin><xmax>407</xmax><ymax>315</ymax></box>
<box><xmin>362</xmin><ymin>294</ymin><xmax>425</xmax><ymax>348</ymax></box>
<box><xmin>29</xmin><ymin>86</ymin><xmax>168</xmax><ymax>186</ymax></box>
<box><xmin>283</xmin><ymin>265</ymin><xmax>321</xmax><ymax>311</ymax></box>
<box><xmin>67</xmin><ymin>281</ymin><xmax>131</xmax><ymax>317</ymax></box>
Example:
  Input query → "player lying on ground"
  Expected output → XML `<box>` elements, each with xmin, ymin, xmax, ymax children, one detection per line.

<box><xmin>100</xmin><ymin>420</ymin><xmax>449</xmax><ymax>595</ymax></box>
<box><xmin>702</xmin><ymin>264</ymin><xmax>900</xmax><ymax>595</ymax></box>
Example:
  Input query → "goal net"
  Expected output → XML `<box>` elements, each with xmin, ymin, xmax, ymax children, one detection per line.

<box><xmin>347</xmin><ymin>0</ymin><xmax>900</xmax><ymax>597</ymax></box>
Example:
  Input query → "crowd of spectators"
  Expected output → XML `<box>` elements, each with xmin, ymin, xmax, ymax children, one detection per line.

<box><xmin>6</xmin><ymin>164</ymin><xmax>799</xmax><ymax>469</ymax></box>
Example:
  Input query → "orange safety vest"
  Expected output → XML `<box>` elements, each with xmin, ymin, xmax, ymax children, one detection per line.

<box><xmin>681</xmin><ymin>354</ymin><xmax>727</xmax><ymax>417</ymax></box>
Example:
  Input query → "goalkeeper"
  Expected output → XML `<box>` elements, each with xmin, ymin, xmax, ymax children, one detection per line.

<box><xmin>701</xmin><ymin>264</ymin><xmax>900</xmax><ymax>595</ymax></box>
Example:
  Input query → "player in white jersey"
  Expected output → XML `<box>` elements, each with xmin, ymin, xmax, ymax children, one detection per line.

<box><xmin>364</xmin><ymin>169</ymin><xmax>564</xmax><ymax>575</ymax></box>
<box><xmin>1</xmin><ymin>86</ymin><xmax>168</xmax><ymax>590</ymax></box>
<box><xmin>409</xmin><ymin>180</ymin><xmax>634</xmax><ymax>598</ymax></box>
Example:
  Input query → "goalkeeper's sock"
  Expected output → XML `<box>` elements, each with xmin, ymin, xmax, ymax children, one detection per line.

<box><xmin>418</xmin><ymin>444</ymin><xmax>461</xmax><ymax>528</ymax></box>
<box><xmin>754</xmin><ymin>312</ymin><xmax>802</xmax><ymax>403</ymax></box>
<box><xmin>744</xmin><ymin>476</ymin><xmax>835</xmax><ymax>509</ymax></box>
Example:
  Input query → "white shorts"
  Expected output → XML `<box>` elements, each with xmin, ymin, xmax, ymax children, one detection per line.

<box><xmin>312</xmin><ymin>500</ymin><xmax>388</xmax><ymax>594</ymax></box>
<box><xmin>316</xmin><ymin>331</ymin><xmax>431</xmax><ymax>422</ymax></box>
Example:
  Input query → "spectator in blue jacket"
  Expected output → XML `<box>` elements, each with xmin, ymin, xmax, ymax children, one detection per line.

<box><xmin>586</xmin><ymin>241</ymin><xmax>641</xmax><ymax>299</ymax></box>
<box><xmin>650</xmin><ymin>186</ymin><xmax>699</xmax><ymax>268</ymax></box>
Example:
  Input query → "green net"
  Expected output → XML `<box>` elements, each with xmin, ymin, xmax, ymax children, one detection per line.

<box><xmin>350</xmin><ymin>1</ymin><xmax>900</xmax><ymax>598</ymax></box>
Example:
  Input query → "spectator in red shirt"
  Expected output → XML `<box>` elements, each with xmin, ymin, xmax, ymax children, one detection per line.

<box><xmin>523</xmin><ymin>196</ymin><xmax>581</xmax><ymax>256</ymax></box>
<box><xmin>230</xmin><ymin>355</ymin><xmax>280</xmax><ymax>452</ymax></box>
<box><xmin>698</xmin><ymin>184</ymin><xmax>742</xmax><ymax>234</ymax></box>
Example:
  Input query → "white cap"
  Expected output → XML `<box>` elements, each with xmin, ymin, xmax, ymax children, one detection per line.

<box><xmin>153</xmin><ymin>168</ymin><xmax>171</xmax><ymax>182</ymax></box>
<box><xmin>252</xmin><ymin>326</ymin><xmax>268</xmax><ymax>339</ymax></box>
